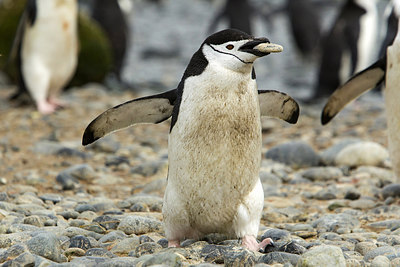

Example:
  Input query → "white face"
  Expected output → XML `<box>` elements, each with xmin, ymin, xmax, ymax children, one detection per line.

<box><xmin>202</xmin><ymin>40</ymin><xmax>259</xmax><ymax>73</ymax></box>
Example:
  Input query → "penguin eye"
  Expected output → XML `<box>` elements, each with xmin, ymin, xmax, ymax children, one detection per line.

<box><xmin>226</xmin><ymin>44</ymin><xmax>234</xmax><ymax>50</ymax></box>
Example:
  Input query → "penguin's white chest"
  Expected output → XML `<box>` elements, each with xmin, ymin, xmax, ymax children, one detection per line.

<box><xmin>165</xmin><ymin>66</ymin><xmax>262</xmax><ymax>236</ymax></box>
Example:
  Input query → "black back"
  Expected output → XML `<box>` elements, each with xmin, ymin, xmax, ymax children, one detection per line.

<box><xmin>208</xmin><ymin>0</ymin><xmax>253</xmax><ymax>35</ymax></box>
<box><xmin>379</xmin><ymin>5</ymin><xmax>399</xmax><ymax>58</ymax></box>
<box><xmin>312</xmin><ymin>0</ymin><xmax>367</xmax><ymax>100</ymax></box>
<box><xmin>287</xmin><ymin>0</ymin><xmax>321</xmax><ymax>56</ymax></box>
<box><xmin>92</xmin><ymin>0</ymin><xmax>128</xmax><ymax>81</ymax></box>
<box><xmin>27</xmin><ymin>0</ymin><xmax>37</xmax><ymax>25</ymax></box>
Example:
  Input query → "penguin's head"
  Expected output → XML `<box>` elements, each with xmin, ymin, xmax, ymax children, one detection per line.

<box><xmin>201</xmin><ymin>29</ymin><xmax>283</xmax><ymax>72</ymax></box>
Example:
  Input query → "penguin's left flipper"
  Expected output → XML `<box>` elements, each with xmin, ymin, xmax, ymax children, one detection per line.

<box><xmin>258</xmin><ymin>90</ymin><xmax>299</xmax><ymax>124</ymax></box>
<box><xmin>82</xmin><ymin>89</ymin><xmax>177</xmax><ymax>146</ymax></box>
<box><xmin>321</xmin><ymin>56</ymin><xmax>386</xmax><ymax>125</ymax></box>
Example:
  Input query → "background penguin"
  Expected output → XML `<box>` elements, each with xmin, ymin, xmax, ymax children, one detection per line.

<box><xmin>11</xmin><ymin>0</ymin><xmax>78</xmax><ymax>114</ymax></box>
<box><xmin>286</xmin><ymin>0</ymin><xmax>321</xmax><ymax>57</ymax></box>
<box><xmin>207</xmin><ymin>0</ymin><xmax>254</xmax><ymax>34</ymax></box>
<box><xmin>321</xmin><ymin>15</ymin><xmax>400</xmax><ymax>181</ymax></box>
<box><xmin>91</xmin><ymin>0</ymin><xmax>129</xmax><ymax>85</ymax></box>
<box><xmin>379</xmin><ymin>0</ymin><xmax>400</xmax><ymax>59</ymax></box>
<box><xmin>311</xmin><ymin>0</ymin><xmax>378</xmax><ymax>100</ymax></box>
<box><xmin>82</xmin><ymin>29</ymin><xmax>300</xmax><ymax>251</ymax></box>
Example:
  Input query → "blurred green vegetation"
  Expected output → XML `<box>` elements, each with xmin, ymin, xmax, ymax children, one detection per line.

<box><xmin>0</xmin><ymin>0</ymin><xmax>113</xmax><ymax>87</ymax></box>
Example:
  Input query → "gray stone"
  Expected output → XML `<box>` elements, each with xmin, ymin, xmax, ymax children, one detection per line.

<box><xmin>117</xmin><ymin>195</ymin><xmax>163</xmax><ymax>210</ymax></box>
<box><xmin>131</xmin><ymin>160</ymin><xmax>167</xmax><ymax>177</ymax></box>
<box><xmin>382</xmin><ymin>184</ymin><xmax>400</xmax><ymax>199</ymax></box>
<box><xmin>33</xmin><ymin>141</ymin><xmax>87</xmax><ymax>158</ymax></box>
<box><xmin>355</xmin><ymin>242</ymin><xmax>377</xmax><ymax>256</ymax></box>
<box><xmin>3</xmin><ymin>252</ymin><xmax>35</xmax><ymax>267</ymax></box>
<box><xmin>117</xmin><ymin>215</ymin><xmax>163</xmax><ymax>235</ymax></box>
<box><xmin>335</xmin><ymin>142</ymin><xmax>389</xmax><ymax>167</ymax></box>
<box><xmin>261</xmin><ymin>229</ymin><xmax>291</xmax><ymax>243</ymax></box>
<box><xmin>26</xmin><ymin>232</ymin><xmax>66</xmax><ymax>263</ymax></box>
<box><xmin>59</xmin><ymin>210</ymin><xmax>80</xmax><ymax>220</ymax></box>
<box><xmin>69</xmin><ymin>256</ymin><xmax>109</xmax><ymax>266</ymax></box>
<box><xmin>348</xmin><ymin>199</ymin><xmax>377</xmax><ymax>209</ymax></box>
<box><xmin>85</xmin><ymin>248</ymin><xmax>116</xmax><ymax>258</ymax></box>
<box><xmin>321</xmin><ymin>139</ymin><xmax>361</xmax><ymax>165</ymax></box>
<box><xmin>56</xmin><ymin>172</ymin><xmax>79</xmax><ymax>191</ymax></box>
<box><xmin>344</xmin><ymin>189</ymin><xmax>361</xmax><ymax>200</ymax></box>
<box><xmin>69</xmin><ymin>235</ymin><xmax>92</xmax><ymax>250</ymax></box>
<box><xmin>98</xmin><ymin>257</ymin><xmax>138</xmax><ymax>267</ymax></box>
<box><xmin>88</xmin><ymin>136</ymin><xmax>120</xmax><ymax>153</ymax></box>
<box><xmin>297</xmin><ymin>245</ymin><xmax>346</xmax><ymax>267</ymax></box>
<box><xmin>364</xmin><ymin>246</ymin><xmax>398</xmax><ymax>262</ymax></box>
<box><xmin>137</xmin><ymin>251</ymin><xmax>185</xmax><ymax>266</ymax></box>
<box><xmin>93</xmin><ymin>215</ymin><xmax>120</xmax><ymax>230</ymax></box>
<box><xmin>223</xmin><ymin>247</ymin><xmax>257</xmax><ymax>266</ymax></box>
<box><xmin>98</xmin><ymin>230</ymin><xmax>127</xmax><ymax>243</ymax></box>
<box><xmin>367</xmin><ymin>220</ymin><xmax>400</xmax><ymax>230</ymax></box>
<box><xmin>39</xmin><ymin>193</ymin><xmax>63</xmax><ymax>203</ymax></box>
<box><xmin>134</xmin><ymin>242</ymin><xmax>163</xmax><ymax>257</ymax></box>
<box><xmin>0</xmin><ymin>233</ymin><xmax>31</xmax><ymax>248</ymax></box>
<box><xmin>75</xmin><ymin>204</ymin><xmax>96</xmax><ymax>213</ymax></box>
<box><xmin>301</xmin><ymin>167</ymin><xmax>343</xmax><ymax>182</ymax></box>
<box><xmin>265</xmin><ymin>141</ymin><xmax>320</xmax><ymax>168</ymax></box>
<box><xmin>105</xmin><ymin>155</ymin><xmax>130</xmax><ymax>167</ymax></box>
<box><xmin>110</xmin><ymin>237</ymin><xmax>140</xmax><ymax>254</ymax></box>
<box><xmin>258</xmin><ymin>251</ymin><xmax>300</xmax><ymax>266</ymax></box>
<box><xmin>66</xmin><ymin>164</ymin><xmax>97</xmax><ymax>181</ymax></box>
<box><xmin>370</xmin><ymin>255</ymin><xmax>391</xmax><ymax>267</ymax></box>
<box><xmin>311</xmin><ymin>213</ymin><xmax>360</xmax><ymax>232</ymax></box>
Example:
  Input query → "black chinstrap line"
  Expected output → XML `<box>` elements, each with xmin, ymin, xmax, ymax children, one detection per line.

<box><xmin>209</xmin><ymin>44</ymin><xmax>254</xmax><ymax>65</ymax></box>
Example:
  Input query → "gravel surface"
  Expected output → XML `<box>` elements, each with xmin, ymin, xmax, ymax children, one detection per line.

<box><xmin>1</xmin><ymin>0</ymin><xmax>399</xmax><ymax>266</ymax></box>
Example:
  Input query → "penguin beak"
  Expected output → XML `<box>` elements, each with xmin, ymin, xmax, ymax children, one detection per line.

<box><xmin>239</xmin><ymin>38</ymin><xmax>283</xmax><ymax>57</ymax></box>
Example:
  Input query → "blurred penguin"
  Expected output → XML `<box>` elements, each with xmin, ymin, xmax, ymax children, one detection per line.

<box><xmin>379</xmin><ymin>0</ymin><xmax>400</xmax><ymax>58</ymax></box>
<box><xmin>92</xmin><ymin>0</ymin><xmax>129</xmax><ymax>84</ymax></box>
<box><xmin>311</xmin><ymin>0</ymin><xmax>378</xmax><ymax>100</ymax></box>
<box><xmin>11</xmin><ymin>0</ymin><xmax>78</xmax><ymax>114</ymax></box>
<box><xmin>287</xmin><ymin>0</ymin><xmax>321</xmax><ymax>57</ymax></box>
<box><xmin>208</xmin><ymin>0</ymin><xmax>253</xmax><ymax>35</ymax></box>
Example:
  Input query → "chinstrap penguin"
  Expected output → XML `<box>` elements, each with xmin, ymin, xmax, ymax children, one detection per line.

<box><xmin>321</xmin><ymin>15</ymin><xmax>400</xmax><ymax>181</ymax></box>
<box><xmin>82</xmin><ymin>29</ymin><xmax>300</xmax><ymax>251</ymax></box>
<box><xmin>11</xmin><ymin>0</ymin><xmax>78</xmax><ymax>114</ymax></box>
<box><xmin>312</xmin><ymin>0</ymin><xmax>378</xmax><ymax>100</ymax></box>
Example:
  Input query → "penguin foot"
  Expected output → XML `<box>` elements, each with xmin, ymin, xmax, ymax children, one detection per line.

<box><xmin>241</xmin><ymin>235</ymin><xmax>273</xmax><ymax>252</ymax></box>
<box><xmin>168</xmin><ymin>240</ymin><xmax>181</xmax><ymax>248</ymax></box>
<box><xmin>37</xmin><ymin>101</ymin><xmax>58</xmax><ymax>114</ymax></box>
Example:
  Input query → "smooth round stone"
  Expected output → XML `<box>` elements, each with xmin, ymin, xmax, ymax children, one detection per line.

<box><xmin>117</xmin><ymin>215</ymin><xmax>163</xmax><ymax>235</ymax></box>
<box><xmin>261</xmin><ymin>229</ymin><xmax>291</xmax><ymax>243</ymax></box>
<box><xmin>98</xmin><ymin>231</ymin><xmax>127</xmax><ymax>243</ymax></box>
<box><xmin>74</xmin><ymin>204</ymin><xmax>96</xmax><ymax>213</ymax></box>
<box><xmin>93</xmin><ymin>215</ymin><xmax>120</xmax><ymax>230</ymax></box>
<box><xmin>364</xmin><ymin>246</ymin><xmax>397</xmax><ymax>262</ymax></box>
<box><xmin>297</xmin><ymin>245</ymin><xmax>346</xmax><ymax>267</ymax></box>
<box><xmin>344</xmin><ymin>189</ymin><xmax>361</xmax><ymax>200</ymax></box>
<box><xmin>39</xmin><ymin>193</ymin><xmax>63</xmax><ymax>204</ymax></box>
<box><xmin>117</xmin><ymin>195</ymin><xmax>163</xmax><ymax>210</ymax></box>
<box><xmin>64</xmin><ymin>247</ymin><xmax>86</xmax><ymax>257</ymax></box>
<box><xmin>105</xmin><ymin>155</ymin><xmax>130</xmax><ymax>167</ymax></box>
<box><xmin>134</xmin><ymin>242</ymin><xmax>163</xmax><ymax>257</ymax></box>
<box><xmin>26</xmin><ymin>232</ymin><xmax>66</xmax><ymax>263</ymax></box>
<box><xmin>4</xmin><ymin>252</ymin><xmax>35</xmax><ymax>266</ymax></box>
<box><xmin>77</xmin><ymin>211</ymin><xmax>98</xmax><ymax>221</ymax></box>
<box><xmin>265</xmin><ymin>141</ymin><xmax>321</xmax><ymax>168</ymax></box>
<box><xmin>321</xmin><ymin>139</ymin><xmax>361</xmax><ymax>165</ymax></box>
<box><xmin>56</xmin><ymin>172</ymin><xmax>79</xmax><ymax>191</ymax></box>
<box><xmin>58</xmin><ymin>210</ymin><xmax>79</xmax><ymax>220</ymax></box>
<box><xmin>23</xmin><ymin>216</ymin><xmax>44</xmax><ymax>227</ymax></box>
<box><xmin>85</xmin><ymin>247</ymin><xmax>116</xmax><ymax>258</ymax></box>
<box><xmin>223</xmin><ymin>247</ymin><xmax>257</xmax><ymax>266</ymax></box>
<box><xmin>301</xmin><ymin>167</ymin><xmax>343</xmax><ymax>182</ymax></box>
<box><xmin>136</xmin><ymin>251</ymin><xmax>185</xmax><ymax>266</ymax></box>
<box><xmin>371</xmin><ymin>255</ymin><xmax>391</xmax><ymax>267</ymax></box>
<box><xmin>355</xmin><ymin>242</ymin><xmax>377</xmax><ymax>256</ymax></box>
<box><xmin>69</xmin><ymin>256</ymin><xmax>109</xmax><ymax>266</ymax></box>
<box><xmin>335</xmin><ymin>142</ymin><xmax>389</xmax><ymax>167</ymax></box>
<box><xmin>258</xmin><ymin>251</ymin><xmax>300</xmax><ymax>266</ymax></box>
<box><xmin>66</xmin><ymin>164</ymin><xmax>96</xmax><ymax>181</ymax></box>
<box><xmin>311</xmin><ymin>213</ymin><xmax>360</xmax><ymax>232</ymax></box>
<box><xmin>348</xmin><ymin>199</ymin><xmax>377</xmax><ymax>209</ymax></box>
<box><xmin>69</xmin><ymin>235</ymin><xmax>92</xmax><ymax>250</ymax></box>
<box><xmin>381</xmin><ymin>184</ymin><xmax>400</xmax><ymax>199</ymax></box>
<box><xmin>89</xmin><ymin>136</ymin><xmax>120</xmax><ymax>153</ymax></box>
<box><xmin>131</xmin><ymin>160</ymin><xmax>167</xmax><ymax>177</ymax></box>
<box><xmin>109</xmin><ymin>237</ymin><xmax>140</xmax><ymax>254</ymax></box>
<box><xmin>139</xmin><ymin>235</ymin><xmax>155</xmax><ymax>244</ymax></box>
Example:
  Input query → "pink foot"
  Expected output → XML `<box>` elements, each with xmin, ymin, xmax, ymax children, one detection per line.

<box><xmin>168</xmin><ymin>240</ymin><xmax>181</xmax><ymax>248</ymax></box>
<box><xmin>241</xmin><ymin>235</ymin><xmax>274</xmax><ymax>252</ymax></box>
<box><xmin>37</xmin><ymin>101</ymin><xmax>58</xmax><ymax>114</ymax></box>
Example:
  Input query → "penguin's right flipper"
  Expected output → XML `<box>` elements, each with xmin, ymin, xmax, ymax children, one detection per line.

<box><xmin>321</xmin><ymin>56</ymin><xmax>386</xmax><ymax>125</ymax></box>
<box><xmin>258</xmin><ymin>90</ymin><xmax>299</xmax><ymax>124</ymax></box>
<box><xmin>82</xmin><ymin>89</ymin><xmax>177</xmax><ymax>146</ymax></box>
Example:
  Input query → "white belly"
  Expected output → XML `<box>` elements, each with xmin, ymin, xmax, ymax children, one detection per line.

<box><xmin>21</xmin><ymin>0</ymin><xmax>78</xmax><ymax>94</ymax></box>
<box><xmin>164</xmin><ymin>71</ymin><xmax>263</xmax><ymax>239</ymax></box>
<box><xmin>385</xmin><ymin>38</ymin><xmax>400</xmax><ymax>180</ymax></box>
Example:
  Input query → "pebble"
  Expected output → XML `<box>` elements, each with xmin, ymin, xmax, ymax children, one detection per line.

<box><xmin>117</xmin><ymin>215</ymin><xmax>163</xmax><ymax>235</ymax></box>
<box><xmin>297</xmin><ymin>245</ymin><xmax>346</xmax><ymax>267</ymax></box>
<box><xmin>334</xmin><ymin>141</ymin><xmax>389</xmax><ymax>167</ymax></box>
<box><xmin>26</xmin><ymin>232</ymin><xmax>67</xmax><ymax>263</ymax></box>
<box><xmin>265</xmin><ymin>141</ymin><xmax>321</xmax><ymax>168</ymax></box>
<box><xmin>320</xmin><ymin>139</ymin><xmax>361</xmax><ymax>165</ymax></box>
<box><xmin>381</xmin><ymin>183</ymin><xmax>400</xmax><ymax>199</ymax></box>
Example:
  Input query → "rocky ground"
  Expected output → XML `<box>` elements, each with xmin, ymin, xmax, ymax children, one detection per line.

<box><xmin>0</xmin><ymin>82</ymin><xmax>399</xmax><ymax>267</ymax></box>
